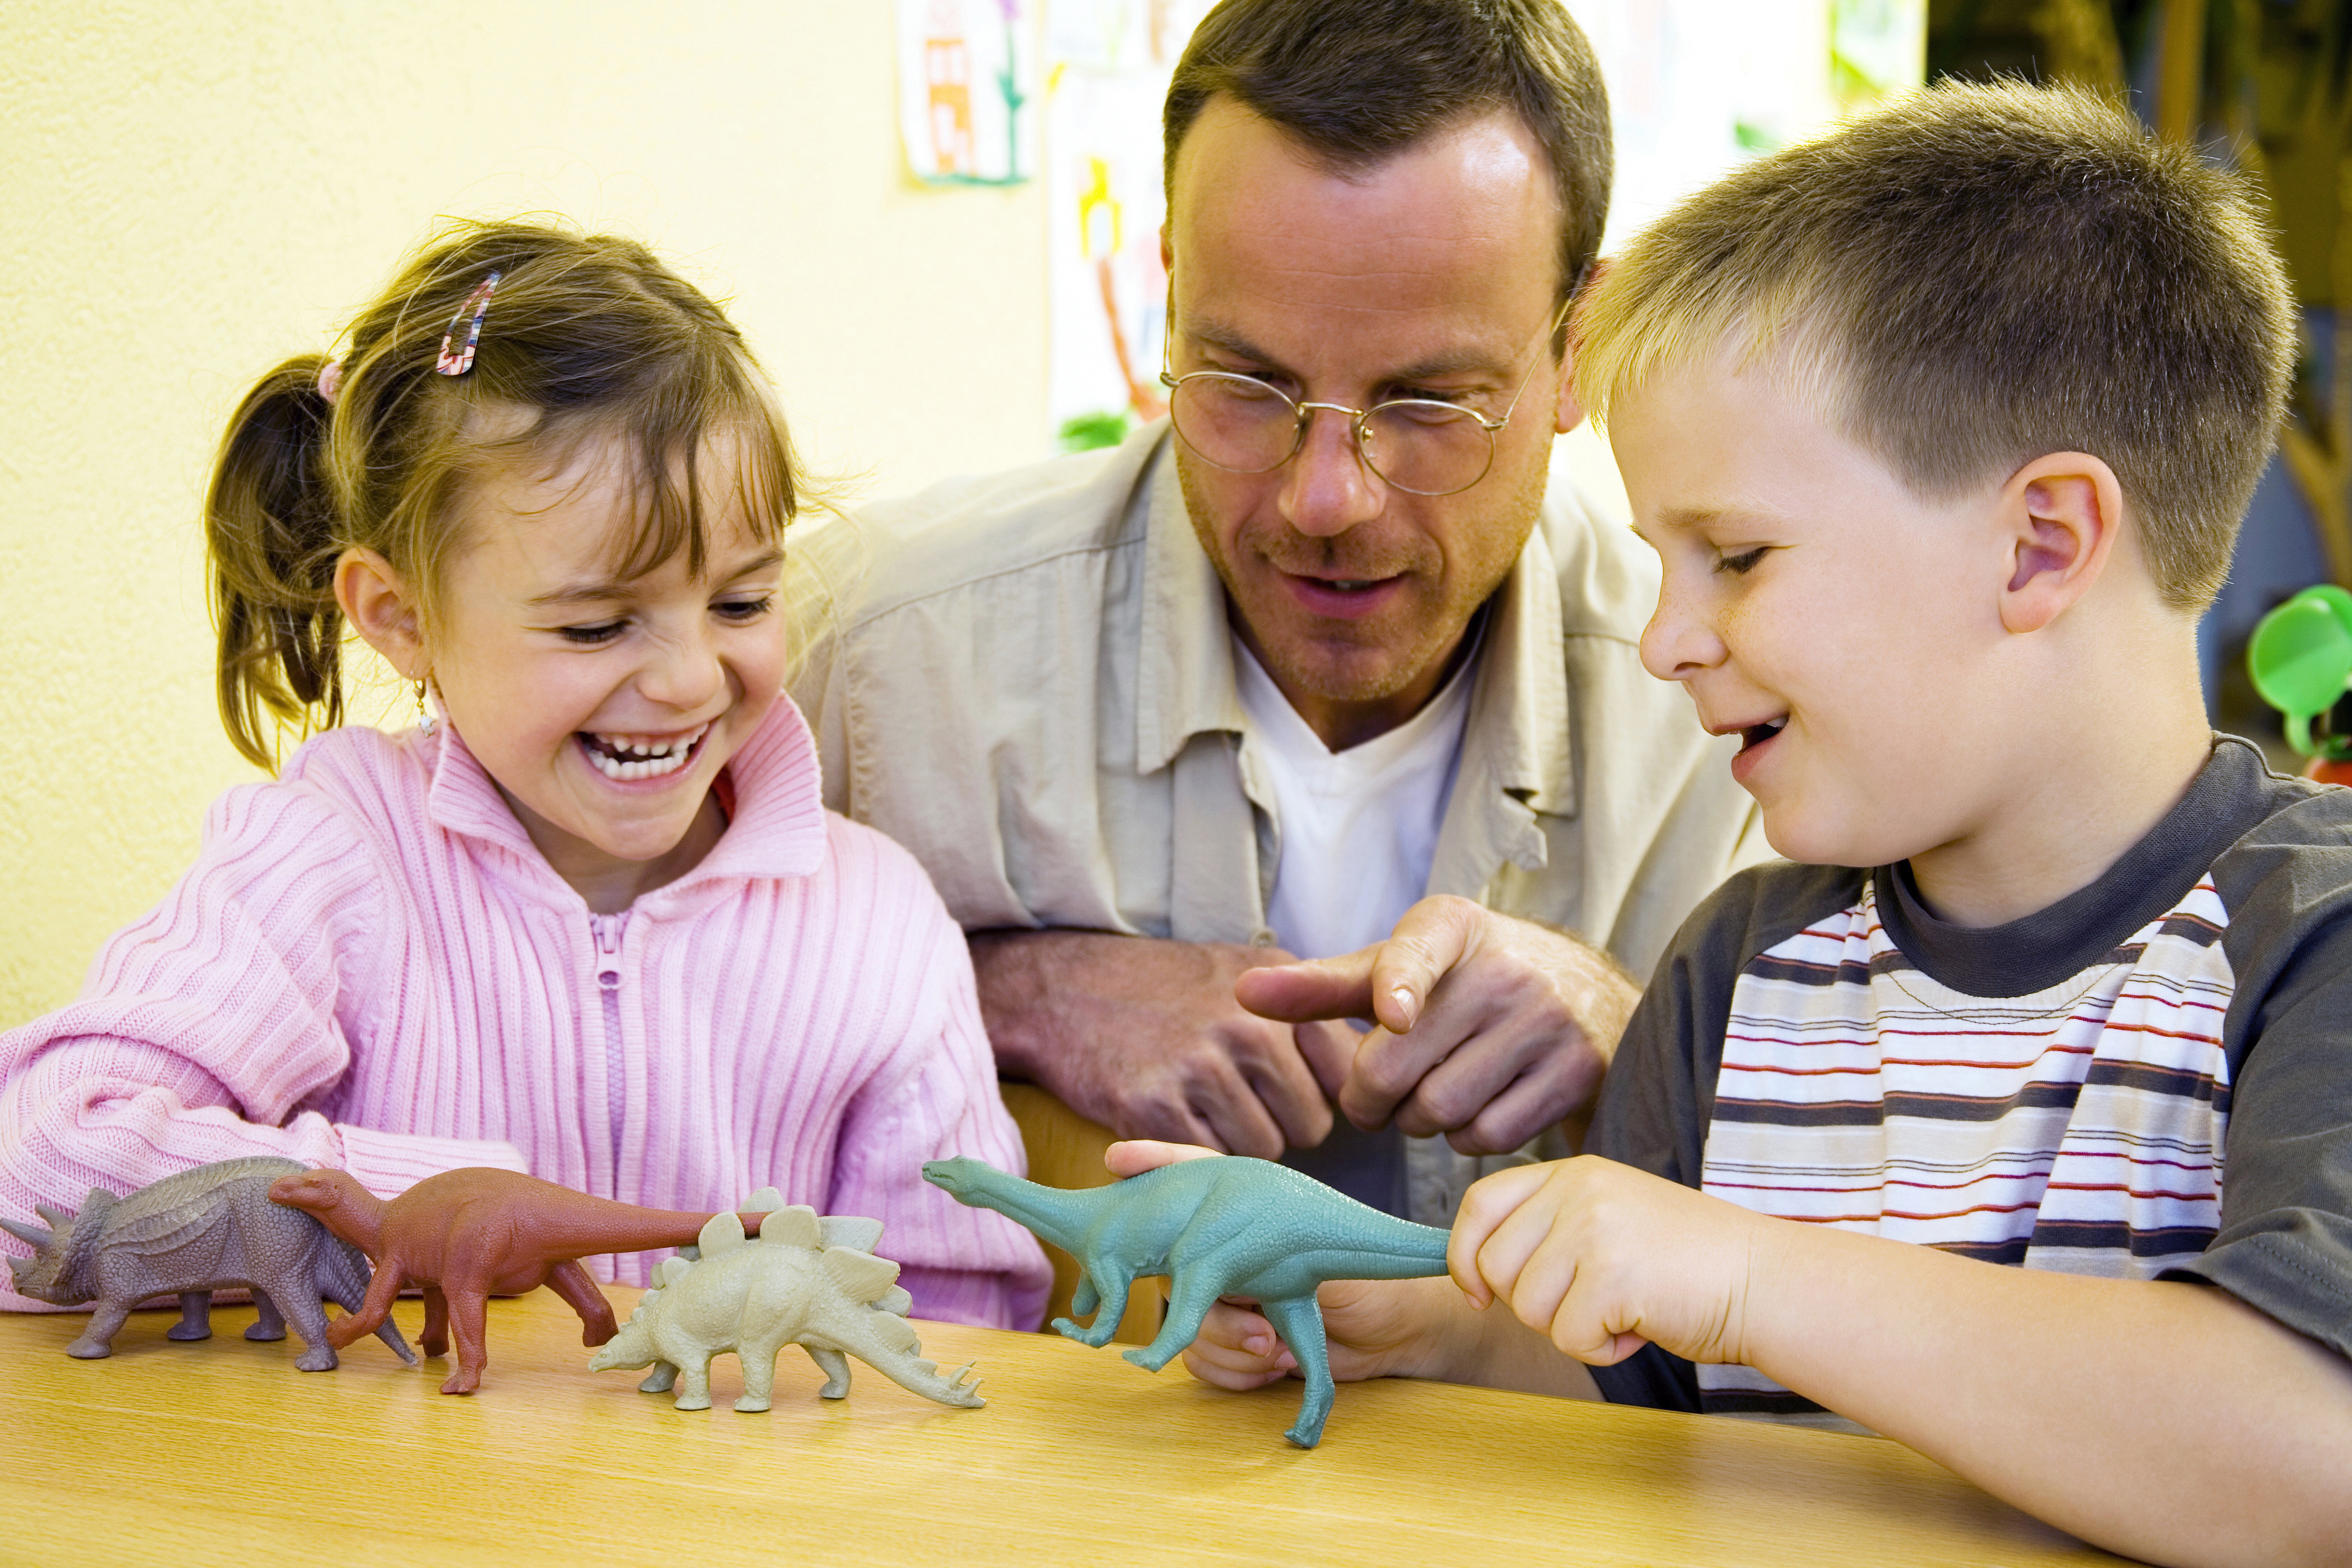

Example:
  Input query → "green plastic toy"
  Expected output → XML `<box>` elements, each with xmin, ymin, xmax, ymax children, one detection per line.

<box><xmin>2248</xmin><ymin>584</ymin><xmax>2352</xmax><ymax>761</ymax></box>
<box><xmin>922</xmin><ymin>1154</ymin><xmax>1452</xmax><ymax>1447</ymax></box>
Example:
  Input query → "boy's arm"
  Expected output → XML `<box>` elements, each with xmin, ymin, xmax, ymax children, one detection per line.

<box><xmin>1453</xmin><ymin>1159</ymin><xmax>2352</xmax><ymax>1568</ymax></box>
<box><xmin>1750</xmin><ymin>1216</ymin><xmax>2352</xmax><ymax>1568</ymax></box>
<box><xmin>1448</xmin><ymin>850</ymin><xmax>2352</xmax><ymax>1567</ymax></box>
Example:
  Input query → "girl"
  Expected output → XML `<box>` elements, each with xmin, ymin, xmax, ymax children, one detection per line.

<box><xmin>0</xmin><ymin>222</ymin><xmax>1049</xmax><ymax>1329</ymax></box>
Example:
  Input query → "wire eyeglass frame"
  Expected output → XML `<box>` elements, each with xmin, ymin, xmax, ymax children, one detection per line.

<box><xmin>1158</xmin><ymin>296</ymin><xmax>1574</xmax><ymax>497</ymax></box>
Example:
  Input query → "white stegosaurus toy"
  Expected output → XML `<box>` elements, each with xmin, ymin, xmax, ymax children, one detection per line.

<box><xmin>588</xmin><ymin>1189</ymin><xmax>983</xmax><ymax>1413</ymax></box>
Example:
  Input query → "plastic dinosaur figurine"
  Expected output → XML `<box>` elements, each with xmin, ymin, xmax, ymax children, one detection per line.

<box><xmin>266</xmin><ymin>1165</ymin><xmax>771</xmax><ymax>1394</ymax></box>
<box><xmin>922</xmin><ymin>1154</ymin><xmax>1450</xmax><ymax>1447</ymax></box>
<box><xmin>589</xmin><ymin>1196</ymin><xmax>984</xmax><ymax>1413</ymax></box>
<box><xmin>2</xmin><ymin>1156</ymin><xmax>417</xmax><ymax>1371</ymax></box>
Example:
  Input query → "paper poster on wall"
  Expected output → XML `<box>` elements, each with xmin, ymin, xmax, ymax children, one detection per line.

<box><xmin>1043</xmin><ymin>0</ymin><xmax>1215</xmax><ymax>452</ymax></box>
<box><xmin>1548</xmin><ymin>0</ymin><xmax>1924</xmax><ymax>244</ymax></box>
<box><xmin>898</xmin><ymin>0</ymin><xmax>1036</xmax><ymax>186</ymax></box>
<box><xmin>1830</xmin><ymin>0</ymin><xmax>1928</xmax><ymax>116</ymax></box>
<box><xmin>1041</xmin><ymin>0</ymin><xmax>1924</xmax><ymax>451</ymax></box>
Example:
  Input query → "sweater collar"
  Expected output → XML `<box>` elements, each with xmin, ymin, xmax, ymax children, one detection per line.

<box><xmin>424</xmin><ymin>696</ymin><xmax>831</xmax><ymax>907</ymax></box>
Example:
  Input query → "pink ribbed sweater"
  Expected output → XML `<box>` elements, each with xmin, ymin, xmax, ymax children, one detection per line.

<box><xmin>0</xmin><ymin>699</ymin><xmax>1050</xmax><ymax>1328</ymax></box>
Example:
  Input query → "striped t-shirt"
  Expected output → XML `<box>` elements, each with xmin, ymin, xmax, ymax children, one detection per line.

<box><xmin>1587</xmin><ymin>736</ymin><xmax>2352</xmax><ymax>1421</ymax></box>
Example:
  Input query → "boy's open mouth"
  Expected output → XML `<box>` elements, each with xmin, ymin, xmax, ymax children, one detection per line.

<box><xmin>577</xmin><ymin>722</ymin><xmax>712</xmax><ymax>783</ymax></box>
<box><xmin>1740</xmin><ymin>716</ymin><xmax>1788</xmax><ymax>752</ymax></box>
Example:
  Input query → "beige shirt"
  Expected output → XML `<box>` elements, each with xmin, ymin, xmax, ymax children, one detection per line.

<box><xmin>787</xmin><ymin>422</ymin><xmax>1763</xmax><ymax>1222</ymax></box>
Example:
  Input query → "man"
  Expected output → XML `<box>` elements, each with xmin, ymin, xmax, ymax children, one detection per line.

<box><xmin>789</xmin><ymin>0</ymin><xmax>1757</xmax><ymax>1224</ymax></box>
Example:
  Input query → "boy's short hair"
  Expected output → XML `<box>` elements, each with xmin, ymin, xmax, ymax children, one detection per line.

<box><xmin>1573</xmin><ymin>80</ymin><xmax>2296</xmax><ymax>611</ymax></box>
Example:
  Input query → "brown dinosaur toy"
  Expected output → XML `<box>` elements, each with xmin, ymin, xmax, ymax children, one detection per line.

<box><xmin>267</xmin><ymin>1167</ymin><xmax>768</xmax><ymax>1395</ymax></box>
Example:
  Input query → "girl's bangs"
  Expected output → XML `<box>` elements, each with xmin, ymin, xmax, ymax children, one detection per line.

<box><xmin>584</xmin><ymin>384</ymin><xmax>798</xmax><ymax>586</ymax></box>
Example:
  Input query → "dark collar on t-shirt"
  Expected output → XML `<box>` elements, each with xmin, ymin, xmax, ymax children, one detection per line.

<box><xmin>1876</xmin><ymin>735</ymin><xmax>2274</xmax><ymax>999</ymax></box>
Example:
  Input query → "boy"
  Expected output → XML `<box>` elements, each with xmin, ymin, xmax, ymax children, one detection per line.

<box><xmin>1155</xmin><ymin>81</ymin><xmax>2352</xmax><ymax>1564</ymax></box>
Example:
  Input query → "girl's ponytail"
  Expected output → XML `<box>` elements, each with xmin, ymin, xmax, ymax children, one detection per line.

<box><xmin>205</xmin><ymin>355</ymin><xmax>345</xmax><ymax>769</ymax></box>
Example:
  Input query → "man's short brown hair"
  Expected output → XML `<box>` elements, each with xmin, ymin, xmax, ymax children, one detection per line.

<box><xmin>1574</xmin><ymin>80</ymin><xmax>2296</xmax><ymax>611</ymax></box>
<box><xmin>1165</xmin><ymin>0</ymin><xmax>1611</xmax><ymax>320</ymax></box>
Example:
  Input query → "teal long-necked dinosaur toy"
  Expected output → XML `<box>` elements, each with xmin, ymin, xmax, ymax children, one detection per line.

<box><xmin>922</xmin><ymin>1154</ymin><xmax>1451</xmax><ymax>1447</ymax></box>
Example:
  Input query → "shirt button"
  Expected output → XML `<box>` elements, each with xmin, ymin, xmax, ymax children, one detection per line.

<box><xmin>1249</xmin><ymin>928</ymin><xmax>1277</xmax><ymax>948</ymax></box>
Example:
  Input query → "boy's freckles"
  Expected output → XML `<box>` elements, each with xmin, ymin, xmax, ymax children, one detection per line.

<box><xmin>1610</xmin><ymin>354</ymin><xmax>2017</xmax><ymax>874</ymax></box>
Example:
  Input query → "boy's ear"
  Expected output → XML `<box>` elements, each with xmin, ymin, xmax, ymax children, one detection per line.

<box><xmin>1995</xmin><ymin>452</ymin><xmax>2128</xmax><ymax>635</ymax></box>
<box><xmin>334</xmin><ymin>548</ymin><xmax>427</xmax><ymax>678</ymax></box>
<box><xmin>1554</xmin><ymin>266</ymin><xmax>1603</xmax><ymax>436</ymax></box>
<box><xmin>1552</xmin><ymin>338</ymin><xmax>1587</xmax><ymax>436</ymax></box>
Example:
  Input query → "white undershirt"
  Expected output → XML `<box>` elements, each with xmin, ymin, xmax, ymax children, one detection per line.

<box><xmin>1233</xmin><ymin>634</ymin><xmax>1477</xmax><ymax>962</ymax></box>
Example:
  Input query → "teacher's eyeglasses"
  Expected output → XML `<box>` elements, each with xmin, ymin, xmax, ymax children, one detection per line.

<box><xmin>1159</xmin><ymin>301</ymin><xmax>1570</xmax><ymax>498</ymax></box>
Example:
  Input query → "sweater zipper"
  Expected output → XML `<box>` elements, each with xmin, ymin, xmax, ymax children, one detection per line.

<box><xmin>590</xmin><ymin>911</ymin><xmax>629</xmax><ymax>1190</ymax></box>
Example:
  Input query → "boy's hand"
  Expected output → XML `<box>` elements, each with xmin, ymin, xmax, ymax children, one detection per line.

<box><xmin>1450</xmin><ymin>1156</ymin><xmax>1769</xmax><ymax>1369</ymax></box>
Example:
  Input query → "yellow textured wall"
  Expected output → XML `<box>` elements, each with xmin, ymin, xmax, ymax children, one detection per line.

<box><xmin>0</xmin><ymin>3</ymin><xmax>1048</xmax><ymax>1027</ymax></box>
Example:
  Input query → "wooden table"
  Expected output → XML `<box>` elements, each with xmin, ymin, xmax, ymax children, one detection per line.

<box><xmin>0</xmin><ymin>1292</ymin><xmax>2126</xmax><ymax>1567</ymax></box>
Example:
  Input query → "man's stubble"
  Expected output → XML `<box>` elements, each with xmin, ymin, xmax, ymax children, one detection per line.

<box><xmin>1175</xmin><ymin>441</ymin><xmax>1552</xmax><ymax>710</ymax></box>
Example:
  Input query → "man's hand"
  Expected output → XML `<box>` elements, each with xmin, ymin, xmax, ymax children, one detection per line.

<box><xmin>971</xmin><ymin>930</ymin><xmax>1360</xmax><ymax>1158</ymax></box>
<box><xmin>1234</xmin><ymin>898</ymin><xmax>1638</xmax><ymax>1156</ymax></box>
<box><xmin>1450</xmin><ymin>1155</ymin><xmax>1767</xmax><ymax>1368</ymax></box>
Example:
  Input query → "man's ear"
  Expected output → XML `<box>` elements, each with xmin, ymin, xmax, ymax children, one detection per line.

<box><xmin>1996</xmin><ymin>452</ymin><xmax>2128</xmax><ymax>634</ymax></box>
<box><xmin>335</xmin><ymin>548</ymin><xmax>427</xmax><ymax>678</ymax></box>
<box><xmin>1160</xmin><ymin>223</ymin><xmax>1172</xmax><ymax>273</ymax></box>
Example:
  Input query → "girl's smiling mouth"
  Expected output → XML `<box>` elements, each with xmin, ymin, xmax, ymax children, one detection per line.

<box><xmin>577</xmin><ymin>721</ymin><xmax>712</xmax><ymax>782</ymax></box>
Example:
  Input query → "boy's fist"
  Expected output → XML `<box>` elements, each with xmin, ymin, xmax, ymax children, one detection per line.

<box><xmin>1450</xmin><ymin>1156</ymin><xmax>1770</xmax><ymax>1369</ymax></box>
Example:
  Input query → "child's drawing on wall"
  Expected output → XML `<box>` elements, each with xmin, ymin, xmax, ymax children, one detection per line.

<box><xmin>898</xmin><ymin>0</ymin><xmax>1033</xmax><ymax>187</ymax></box>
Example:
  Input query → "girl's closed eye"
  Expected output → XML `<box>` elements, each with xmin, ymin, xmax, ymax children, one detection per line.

<box><xmin>713</xmin><ymin>592</ymin><xmax>774</xmax><ymax>622</ymax></box>
<box><xmin>556</xmin><ymin>619</ymin><xmax>628</xmax><ymax>646</ymax></box>
<box><xmin>1714</xmin><ymin>546</ymin><xmax>1769</xmax><ymax>576</ymax></box>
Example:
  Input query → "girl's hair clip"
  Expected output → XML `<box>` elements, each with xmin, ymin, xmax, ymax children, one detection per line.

<box><xmin>434</xmin><ymin>271</ymin><xmax>501</xmax><ymax>377</ymax></box>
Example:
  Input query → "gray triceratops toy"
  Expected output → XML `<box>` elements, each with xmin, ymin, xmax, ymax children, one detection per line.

<box><xmin>588</xmin><ymin>1188</ymin><xmax>983</xmax><ymax>1413</ymax></box>
<box><xmin>2</xmin><ymin>1155</ymin><xmax>417</xmax><ymax>1371</ymax></box>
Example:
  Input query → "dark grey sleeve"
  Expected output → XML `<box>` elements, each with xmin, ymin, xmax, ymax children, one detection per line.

<box><xmin>2183</xmin><ymin>803</ymin><xmax>2352</xmax><ymax>1361</ymax></box>
<box><xmin>1584</xmin><ymin>861</ymin><xmax>1862</xmax><ymax>1408</ymax></box>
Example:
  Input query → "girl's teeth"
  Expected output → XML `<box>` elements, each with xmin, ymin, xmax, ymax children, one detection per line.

<box><xmin>582</xmin><ymin>723</ymin><xmax>709</xmax><ymax>781</ymax></box>
<box><xmin>586</xmin><ymin>747</ymin><xmax>691</xmax><ymax>782</ymax></box>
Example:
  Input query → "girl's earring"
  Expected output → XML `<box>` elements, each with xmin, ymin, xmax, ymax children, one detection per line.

<box><xmin>414</xmin><ymin>676</ymin><xmax>437</xmax><ymax>736</ymax></box>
